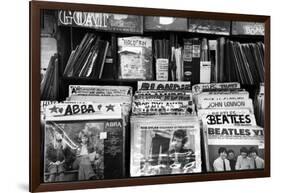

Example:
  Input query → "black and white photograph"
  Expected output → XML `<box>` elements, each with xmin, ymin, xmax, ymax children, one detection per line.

<box><xmin>35</xmin><ymin>3</ymin><xmax>267</xmax><ymax>190</ymax></box>
<box><xmin>204</xmin><ymin>124</ymin><xmax>264</xmax><ymax>172</ymax></box>
<box><xmin>43</xmin><ymin>102</ymin><xmax>125</xmax><ymax>183</ymax></box>
<box><xmin>208</xmin><ymin>145</ymin><xmax>264</xmax><ymax>172</ymax></box>
<box><xmin>2</xmin><ymin>0</ymin><xmax>280</xmax><ymax>192</ymax></box>
<box><xmin>130</xmin><ymin>115</ymin><xmax>201</xmax><ymax>177</ymax></box>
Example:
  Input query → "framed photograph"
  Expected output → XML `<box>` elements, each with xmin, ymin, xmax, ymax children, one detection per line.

<box><xmin>30</xmin><ymin>1</ymin><xmax>270</xmax><ymax>192</ymax></box>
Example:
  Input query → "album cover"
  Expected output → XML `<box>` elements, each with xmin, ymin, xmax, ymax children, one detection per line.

<box><xmin>118</xmin><ymin>36</ymin><xmax>153</xmax><ymax>80</ymax></box>
<box><xmin>43</xmin><ymin>102</ymin><xmax>125</xmax><ymax>182</ymax></box>
<box><xmin>203</xmin><ymin>125</ymin><xmax>264</xmax><ymax>172</ymax></box>
<box><xmin>69</xmin><ymin>85</ymin><xmax>133</xmax><ymax>97</ymax></box>
<box><xmin>138</xmin><ymin>81</ymin><xmax>191</xmax><ymax>91</ymax></box>
<box><xmin>130</xmin><ymin>115</ymin><xmax>201</xmax><ymax>177</ymax></box>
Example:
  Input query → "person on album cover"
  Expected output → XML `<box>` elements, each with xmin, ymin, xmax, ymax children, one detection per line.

<box><xmin>169</xmin><ymin>130</ymin><xmax>193</xmax><ymax>154</ymax></box>
<box><xmin>249</xmin><ymin>147</ymin><xmax>264</xmax><ymax>169</ymax></box>
<box><xmin>213</xmin><ymin>147</ymin><xmax>231</xmax><ymax>172</ymax></box>
<box><xmin>227</xmin><ymin>149</ymin><xmax>237</xmax><ymax>171</ymax></box>
<box><xmin>45</xmin><ymin>131</ymin><xmax>74</xmax><ymax>182</ymax></box>
<box><xmin>72</xmin><ymin>126</ymin><xmax>99</xmax><ymax>180</ymax></box>
<box><xmin>235</xmin><ymin>147</ymin><xmax>252</xmax><ymax>170</ymax></box>
<box><xmin>169</xmin><ymin>130</ymin><xmax>194</xmax><ymax>170</ymax></box>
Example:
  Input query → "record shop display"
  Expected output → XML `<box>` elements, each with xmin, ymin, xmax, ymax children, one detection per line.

<box><xmin>30</xmin><ymin>2</ymin><xmax>269</xmax><ymax>192</ymax></box>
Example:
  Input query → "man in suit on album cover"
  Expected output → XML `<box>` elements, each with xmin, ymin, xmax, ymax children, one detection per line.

<box><xmin>213</xmin><ymin>147</ymin><xmax>231</xmax><ymax>172</ymax></box>
<box><xmin>249</xmin><ymin>146</ymin><xmax>264</xmax><ymax>169</ymax></box>
<box><xmin>227</xmin><ymin>149</ymin><xmax>237</xmax><ymax>171</ymax></box>
<box><xmin>235</xmin><ymin>147</ymin><xmax>252</xmax><ymax>170</ymax></box>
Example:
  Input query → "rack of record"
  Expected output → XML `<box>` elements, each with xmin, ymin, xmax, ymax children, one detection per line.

<box><xmin>33</xmin><ymin>3</ymin><xmax>269</xmax><ymax>192</ymax></box>
<box><xmin>40</xmin><ymin>81</ymin><xmax>265</xmax><ymax>183</ymax></box>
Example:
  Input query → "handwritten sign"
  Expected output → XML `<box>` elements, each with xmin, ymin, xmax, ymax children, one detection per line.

<box><xmin>46</xmin><ymin>102</ymin><xmax>122</xmax><ymax>121</ymax></box>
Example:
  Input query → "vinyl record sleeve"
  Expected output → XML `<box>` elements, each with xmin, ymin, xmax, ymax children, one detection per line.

<box><xmin>203</xmin><ymin>125</ymin><xmax>264</xmax><ymax>172</ymax></box>
<box><xmin>130</xmin><ymin>115</ymin><xmax>201</xmax><ymax>177</ymax></box>
<box><xmin>43</xmin><ymin>102</ymin><xmax>126</xmax><ymax>183</ymax></box>
<box><xmin>132</xmin><ymin>100</ymin><xmax>194</xmax><ymax>115</ymax></box>
<box><xmin>138</xmin><ymin>81</ymin><xmax>191</xmax><ymax>91</ymax></box>
<box><xmin>69</xmin><ymin>85</ymin><xmax>133</xmax><ymax>97</ymax></box>
<box><xmin>198</xmin><ymin>109</ymin><xmax>257</xmax><ymax>126</ymax></box>
<box><xmin>198</xmin><ymin>99</ymin><xmax>254</xmax><ymax>113</ymax></box>
<box><xmin>192</xmin><ymin>82</ymin><xmax>241</xmax><ymax>95</ymax></box>
<box><xmin>118</xmin><ymin>36</ymin><xmax>153</xmax><ymax>80</ymax></box>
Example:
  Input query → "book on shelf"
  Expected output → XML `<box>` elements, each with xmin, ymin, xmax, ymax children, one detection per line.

<box><xmin>63</xmin><ymin>33</ymin><xmax>109</xmax><ymax>79</ymax></box>
<box><xmin>118</xmin><ymin>36</ymin><xmax>153</xmax><ymax>80</ymax></box>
